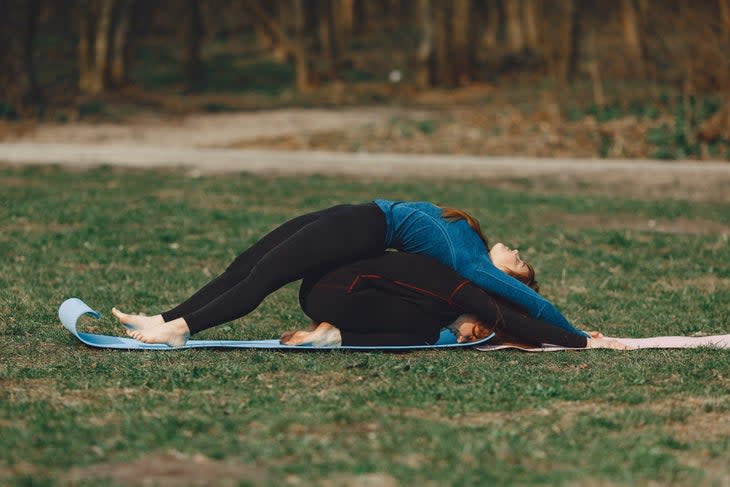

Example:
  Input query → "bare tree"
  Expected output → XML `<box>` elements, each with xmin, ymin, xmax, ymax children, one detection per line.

<box><xmin>431</xmin><ymin>2</ymin><xmax>452</xmax><ymax>86</ymax></box>
<box><xmin>523</xmin><ymin>0</ymin><xmax>539</xmax><ymax>51</ymax></box>
<box><xmin>543</xmin><ymin>0</ymin><xmax>581</xmax><ymax>109</ymax></box>
<box><xmin>698</xmin><ymin>1</ymin><xmax>730</xmax><ymax>143</ymax></box>
<box><xmin>550</xmin><ymin>0</ymin><xmax>580</xmax><ymax>90</ymax></box>
<box><xmin>78</xmin><ymin>0</ymin><xmax>115</xmax><ymax>94</ymax></box>
<box><xmin>244</xmin><ymin>0</ymin><xmax>298</xmax><ymax>60</ymax></box>
<box><xmin>721</xmin><ymin>0</ymin><xmax>730</xmax><ymax>36</ymax></box>
<box><xmin>451</xmin><ymin>0</ymin><xmax>473</xmax><ymax>84</ymax></box>
<box><xmin>317</xmin><ymin>0</ymin><xmax>339</xmax><ymax>78</ymax></box>
<box><xmin>292</xmin><ymin>0</ymin><xmax>313</xmax><ymax>92</ymax></box>
<box><xmin>481</xmin><ymin>0</ymin><xmax>501</xmax><ymax>49</ymax></box>
<box><xmin>621</xmin><ymin>0</ymin><xmax>647</xmax><ymax>78</ymax></box>
<box><xmin>417</xmin><ymin>0</ymin><xmax>478</xmax><ymax>88</ymax></box>
<box><xmin>110</xmin><ymin>0</ymin><xmax>134</xmax><ymax>86</ymax></box>
<box><xmin>416</xmin><ymin>0</ymin><xmax>434</xmax><ymax>88</ymax></box>
<box><xmin>333</xmin><ymin>0</ymin><xmax>354</xmax><ymax>55</ymax></box>
<box><xmin>504</xmin><ymin>0</ymin><xmax>525</xmax><ymax>52</ymax></box>
<box><xmin>78</xmin><ymin>0</ymin><xmax>135</xmax><ymax>94</ymax></box>
<box><xmin>181</xmin><ymin>0</ymin><xmax>204</xmax><ymax>91</ymax></box>
<box><xmin>0</xmin><ymin>0</ymin><xmax>41</xmax><ymax>116</ymax></box>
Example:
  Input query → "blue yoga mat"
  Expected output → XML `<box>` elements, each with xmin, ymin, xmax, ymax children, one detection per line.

<box><xmin>59</xmin><ymin>298</ymin><xmax>495</xmax><ymax>351</ymax></box>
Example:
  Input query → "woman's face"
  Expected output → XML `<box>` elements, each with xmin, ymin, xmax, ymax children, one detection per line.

<box><xmin>489</xmin><ymin>242</ymin><xmax>529</xmax><ymax>279</ymax></box>
<box><xmin>452</xmin><ymin>315</ymin><xmax>491</xmax><ymax>343</ymax></box>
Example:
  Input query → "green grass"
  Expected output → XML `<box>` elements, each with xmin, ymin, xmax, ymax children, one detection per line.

<box><xmin>1</xmin><ymin>165</ymin><xmax>728</xmax><ymax>486</ymax></box>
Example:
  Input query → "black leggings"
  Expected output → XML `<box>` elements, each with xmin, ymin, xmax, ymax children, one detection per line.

<box><xmin>161</xmin><ymin>203</ymin><xmax>386</xmax><ymax>334</ymax></box>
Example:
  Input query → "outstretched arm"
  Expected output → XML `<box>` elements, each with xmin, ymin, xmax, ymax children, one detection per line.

<box><xmin>469</xmin><ymin>264</ymin><xmax>590</xmax><ymax>338</ymax></box>
<box><xmin>451</xmin><ymin>283</ymin><xmax>588</xmax><ymax>347</ymax></box>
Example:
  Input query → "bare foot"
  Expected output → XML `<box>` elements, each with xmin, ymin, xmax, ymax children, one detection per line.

<box><xmin>112</xmin><ymin>308</ymin><xmax>164</xmax><ymax>329</ymax></box>
<box><xmin>280</xmin><ymin>322</ymin><xmax>342</xmax><ymax>347</ymax></box>
<box><xmin>122</xmin><ymin>315</ymin><xmax>190</xmax><ymax>348</ymax></box>
<box><xmin>280</xmin><ymin>322</ymin><xmax>318</xmax><ymax>343</ymax></box>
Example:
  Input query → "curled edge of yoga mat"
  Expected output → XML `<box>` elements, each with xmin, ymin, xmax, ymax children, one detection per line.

<box><xmin>59</xmin><ymin>297</ymin><xmax>495</xmax><ymax>351</ymax></box>
<box><xmin>476</xmin><ymin>334</ymin><xmax>730</xmax><ymax>352</ymax></box>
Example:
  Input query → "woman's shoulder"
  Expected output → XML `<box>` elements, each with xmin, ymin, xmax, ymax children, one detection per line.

<box><xmin>374</xmin><ymin>200</ymin><xmax>441</xmax><ymax>216</ymax></box>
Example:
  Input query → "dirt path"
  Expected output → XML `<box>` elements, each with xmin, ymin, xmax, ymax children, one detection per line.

<box><xmin>1</xmin><ymin>108</ymin><xmax>729</xmax><ymax>200</ymax></box>
<box><xmin>3</xmin><ymin>108</ymin><xmax>414</xmax><ymax>147</ymax></box>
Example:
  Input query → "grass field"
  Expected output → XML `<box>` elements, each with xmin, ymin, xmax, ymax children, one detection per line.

<box><xmin>1</xmin><ymin>164</ymin><xmax>729</xmax><ymax>486</ymax></box>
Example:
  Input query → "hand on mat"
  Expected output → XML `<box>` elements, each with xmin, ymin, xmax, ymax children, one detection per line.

<box><xmin>280</xmin><ymin>322</ymin><xmax>342</xmax><ymax>347</ymax></box>
<box><xmin>587</xmin><ymin>331</ymin><xmax>604</xmax><ymax>338</ymax></box>
<box><xmin>586</xmin><ymin>337</ymin><xmax>636</xmax><ymax>350</ymax></box>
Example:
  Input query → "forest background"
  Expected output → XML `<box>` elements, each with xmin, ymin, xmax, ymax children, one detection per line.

<box><xmin>1</xmin><ymin>0</ymin><xmax>730</xmax><ymax>160</ymax></box>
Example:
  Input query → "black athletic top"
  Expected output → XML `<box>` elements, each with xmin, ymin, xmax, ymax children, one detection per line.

<box><xmin>299</xmin><ymin>252</ymin><xmax>588</xmax><ymax>348</ymax></box>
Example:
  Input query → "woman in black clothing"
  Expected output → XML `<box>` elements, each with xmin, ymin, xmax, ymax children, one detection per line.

<box><xmin>280</xmin><ymin>252</ymin><xmax>624</xmax><ymax>349</ymax></box>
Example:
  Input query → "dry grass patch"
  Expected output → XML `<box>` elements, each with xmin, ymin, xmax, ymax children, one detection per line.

<box><xmin>390</xmin><ymin>399</ymin><xmax>602</xmax><ymax>429</ymax></box>
<box><xmin>535</xmin><ymin>212</ymin><xmax>730</xmax><ymax>236</ymax></box>
<box><xmin>641</xmin><ymin>396</ymin><xmax>730</xmax><ymax>443</ymax></box>
<box><xmin>2</xmin><ymin>379</ymin><xmax>182</xmax><ymax>407</ymax></box>
<box><xmin>390</xmin><ymin>396</ymin><xmax>728</xmax><ymax>434</ymax></box>
<box><xmin>487</xmin><ymin>173</ymin><xmax>730</xmax><ymax>203</ymax></box>
<box><xmin>652</xmin><ymin>276</ymin><xmax>730</xmax><ymax>293</ymax></box>
<box><xmin>65</xmin><ymin>450</ymin><xmax>267</xmax><ymax>486</ymax></box>
<box><xmin>317</xmin><ymin>472</ymin><xmax>400</xmax><ymax>487</ymax></box>
<box><xmin>3</xmin><ymin>221</ymin><xmax>84</xmax><ymax>233</ymax></box>
<box><xmin>675</xmin><ymin>452</ymin><xmax>730</xmax><ymax>487</ymax></box>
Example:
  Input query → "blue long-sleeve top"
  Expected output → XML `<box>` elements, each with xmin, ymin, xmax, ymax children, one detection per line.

<box><xmin>373</xmin><ymin>199</ymin><xmax>589</xmax><ymax>338</ymax></box>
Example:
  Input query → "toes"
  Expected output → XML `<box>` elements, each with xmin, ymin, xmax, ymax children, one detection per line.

<box><xmin>280</xmin><ymin>330</ymin><xmax>296</xmax><ymax>342</ymax></box>
<box><xmin>283</xmin><ymin>331</ymin><xmax>308</xmax><ymax>345</ymax></box>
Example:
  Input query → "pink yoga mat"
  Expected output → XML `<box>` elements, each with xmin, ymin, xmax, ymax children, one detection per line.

<box><xmin>476</xmin><ymin>335</ymin><xmax>730</xmax><ymax>352</ymax></box>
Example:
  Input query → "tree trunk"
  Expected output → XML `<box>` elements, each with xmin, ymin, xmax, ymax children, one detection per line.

<box><xmin>416</xmin><ymin>0</ymin><xmax>433</xmax><ymax>88</ymax></box>
<box><xmin>317</xmin><ymin>0</ymin><xmax>338</xmax><ymax>78</ymax></box>
<box><xmin>432</xmin><ymin>3</ymin><xmax>454</xmax><ymax>87</ymax></box>
<box><xmin>523</xmin><ymin>0</ymin><xmax>539</xmax><ymax>51</ymax></box>
<box><xmin>273</xmin><ymin>0</ymin><xmax>291</xmax><ymax>62</ymax></box>
<box><xmin>621</xmin><ymin>0</ymin><xmax>646</xmax><ymax>78</ymax></box>
<box><xmin>110</xmin><ymin>0</ymin><xmax>133</xmax><ymax>86</ymax></box>
<box><xmin>0</xmin><ymin>0</ymin><xmax>41</xmax><ymax>116</ymax></box>
<box><xmin>720</xmin><ymin>0</ymin><xmax>730</xmax><ymax>35</ymax></box>
<box><xmin>586</xmin><ymin>28</ymin><xmax>604</xmax><ymax>107</ymax></box>
<box><xmin>481</xmin><ymin>0</ymin><xmax>500</xmax><ymax>49</ymax></box>
<box><xmin>292</xmin><ymin>0</ymin><xmax>313</xmax><ymax>92</ymax></box>
<box><xmin>90</xmin><ymin>0</ymin><xmax>115</xmax><ymax>94</ymax></box>
<box><xmin>245</xmin><ymin>0</ymin><xmax>298</xmax><ymax>60</ymax></box>
<box><xmin>181</xmin><ymin>0</ymin><xmax>204</xmax><ymax>91</ymax></box>
<box><xmin>549</xmin><ymin>0</ymin><xmax>580</xmax><ymax>109</ymax></box>
<box><xmin>334</xmin><ymin>0</ymin><xmax>354</xmax><ymax>53</ymax></box>
<box><xmin>78</xmin><ymin>1</ymin><xmax>93</xmax><ymax>93</ymax></box>
<box><xmin>566</xmin><ymin>0</ymin><xmax>581</xmax><ymax>83</ymax></box>
<box><xmin>254</xmin><ymin>1</ymin><xmax>277</xmax><ymax>50</ymax></box>
<box><xmin>353</xmin><ymin>0</ymin><xmax>367</xmax><ymax>35</ymax></box>
<box><xmin>504</xmin><ymin>0</ymin><xmax>524</xmax><ymax>52</ymax></box>
<box><xmin>451</xmin><ymin>0</ymin><xmax>472</xmax><ymax>85</ymax></box>
<box><xmin>78</xmin><ymin>0</ymin><xmax>118</xmax><ymax>95</ymax></box>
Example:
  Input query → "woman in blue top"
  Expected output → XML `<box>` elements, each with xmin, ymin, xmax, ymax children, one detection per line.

<box><xmin>113</xmin><ymin>201</ymin><xmax>590</xmax><ymax>346</ymax></box>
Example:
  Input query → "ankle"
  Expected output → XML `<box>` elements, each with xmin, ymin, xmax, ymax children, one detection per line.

<box><xmin>169</xmin><ymin>318</ymin><xmax>191</xmax><ymax>336</ymax></box>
